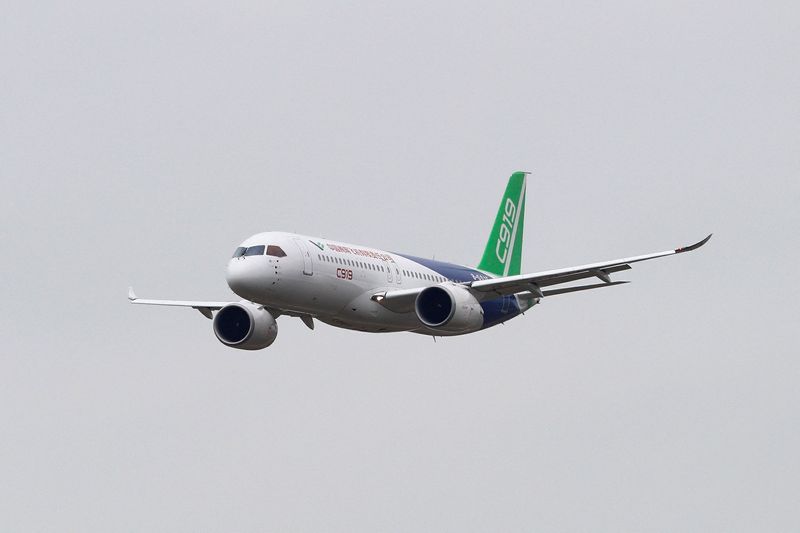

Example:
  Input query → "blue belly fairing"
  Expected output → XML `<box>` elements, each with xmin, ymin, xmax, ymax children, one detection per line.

<box><xmin>394</xmin><ymin>253</ymin><xmax>521</xmax><ymax>329</ymax></box>
<box><xmin>479</xmin><ymin>295</ymin><xmax>521</xmax><ymax>329</ymax></box>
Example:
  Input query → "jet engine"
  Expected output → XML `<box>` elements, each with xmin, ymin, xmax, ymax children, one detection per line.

<box><xmin>414</xmin><ymin>285</ymin><xmax>484</xmax><ymax>334</ymax></box>
<box><xmin>213</xmin><ymin>301</ymin><xmax>278</xmax><ymax>350</ymax></box>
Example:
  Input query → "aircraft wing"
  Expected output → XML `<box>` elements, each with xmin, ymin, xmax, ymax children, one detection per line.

<box><xmin>372</xmin><ymin>234</ymin><xmax>711</xmax><ymax>310</ymax></box>
<box><xmin>128</xmin><ymin>287</ymin><xmax>231</xmax><ymax>319</ymax></box>
<box><xmin>467</xmin><ymin>234</ymin><xmax>712</xmax><ymax>298</ymax></box>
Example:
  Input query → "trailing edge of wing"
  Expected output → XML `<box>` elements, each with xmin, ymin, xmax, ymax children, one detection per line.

<box><xmin>541</xmin><ymin>280</ymin><xmax>629</xmax><ymax>297</ymax></box>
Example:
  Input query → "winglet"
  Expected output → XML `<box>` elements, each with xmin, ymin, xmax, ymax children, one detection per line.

<box><xmin>675</xmin><ymin>233</ymin><xmax>712</xmax><ymax>253</ymax></box>
<box><xmin>128</xmin><ymin>287</ymin><xmax>137</xmax><ymax>301</ymax></box>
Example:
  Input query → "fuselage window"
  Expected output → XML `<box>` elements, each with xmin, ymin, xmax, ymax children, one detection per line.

<box><xmin>244</xmin><ymin>245</ymin><xmax>265</xmax><ymax>256</ymax></box>
<box><xmin>266</xmin><ymin>245</ymin><xmax>287</xmax><ymax>257</ymax></box>
<box><xmin>232</xmin><ymin>247</ymin><xmax>246</xmax><ymax>258</ymax></box>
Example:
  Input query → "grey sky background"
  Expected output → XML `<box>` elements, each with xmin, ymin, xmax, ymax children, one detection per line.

<box><xmin>1</xmin><ymin>1</ymin><xmax>798</xmax><ymax>531</ymax></box>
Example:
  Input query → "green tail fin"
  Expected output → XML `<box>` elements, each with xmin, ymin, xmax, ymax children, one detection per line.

<box><xmin>477</xmin><ymin>171</ymin><xmax>527</xmax><ymax>277</ymax></box>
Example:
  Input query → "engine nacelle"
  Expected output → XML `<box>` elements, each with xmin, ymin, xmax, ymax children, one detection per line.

<box><xmin>414</xmin><ymin>285</ymin><xmax>484</xmax><ymax>334</ymax></box>
<box><xmin>213</xmin><ymin>301</ymin><xmax>278</xmax><ymax>350</ymax></box>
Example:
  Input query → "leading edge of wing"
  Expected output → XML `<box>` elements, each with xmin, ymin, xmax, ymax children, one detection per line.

<box><xmin>128</xmin><ymin>287</ymin><xmax>231</xmax><ymax>318</ymax></box>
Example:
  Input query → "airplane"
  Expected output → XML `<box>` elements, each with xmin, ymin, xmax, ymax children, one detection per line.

<box><xmin>129</xmin><ymin>171</ymin><xmax>711</xmax><ymax>350</ymax></box>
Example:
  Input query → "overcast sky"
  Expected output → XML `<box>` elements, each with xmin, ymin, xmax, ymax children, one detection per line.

<box><xmin>1</xmin><ymin>1</ymin><xmax>798</xmax><ymax>531</ymax></box>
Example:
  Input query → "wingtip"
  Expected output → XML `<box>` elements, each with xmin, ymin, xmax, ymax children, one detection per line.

<box><xmin>675</xmin><ymin>233</ymin><xmax>712</xmax><ymax>253</ymax></box>
<box><xmin>128</xmin><ymin>287</ymin><xmax>137</xmax><ymax>301</ymax></box>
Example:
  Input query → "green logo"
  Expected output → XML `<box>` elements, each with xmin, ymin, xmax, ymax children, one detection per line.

<box><xmin>310</xmin><ymin>240</ymin><xmax>325</xmax><ymax>251</ymax></box>
<box><xmin>478</xmin><ymin>172</ymin><xmax>527</xmax><ymax>277</ymax></box>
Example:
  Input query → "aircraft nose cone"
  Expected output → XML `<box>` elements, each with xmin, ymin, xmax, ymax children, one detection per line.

<box><xmin>226</xmin><ymin>258</ymin><xmax>263</xmax><ymax>300</ymax></box>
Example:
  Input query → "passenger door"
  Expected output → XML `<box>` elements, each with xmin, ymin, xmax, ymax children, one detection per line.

<box><xmin>382</xmin><ymin>258</ymin><xmax>393</xmax><ymax>283</ymax></box>
<box><xmin>293</xmin><ymin>239</ymin><xmax>314</xmax><ymax>276</ymax></box>
<box><xmin>391</xmin><ymin>260</ymin><xmax>402</xmax><ymax>285</ymax></box>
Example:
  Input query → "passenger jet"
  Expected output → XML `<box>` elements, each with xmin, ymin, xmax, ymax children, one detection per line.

<box><xmin>129</xmin><ymin>172</ymin><xmax>711</xmax><ymax>349</ymax></box>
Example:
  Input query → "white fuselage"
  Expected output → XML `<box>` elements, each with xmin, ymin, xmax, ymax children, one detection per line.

<box><xmin>226</xmin><ymin>231</ymin><xmax>529</xmax><ymax>335</ymax></box>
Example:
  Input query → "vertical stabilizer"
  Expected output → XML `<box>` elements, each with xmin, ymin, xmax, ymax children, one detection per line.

<box><xmin>477</xmin><ymin>171</ymin><xmax>527</xmax><ymax>277</ymax></box>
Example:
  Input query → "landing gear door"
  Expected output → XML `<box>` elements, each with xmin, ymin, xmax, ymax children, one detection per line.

<box><xmin>293</xmin><ymin>238</ymin><xmax>314</xmax><ymax>276</ymax></box>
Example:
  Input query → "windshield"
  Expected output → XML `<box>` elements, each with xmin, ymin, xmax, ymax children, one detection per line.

<box><xmin>243</xmin><ymin>245</ymin><xmax>265</xmax><ymax>256</ymax></box>
<box><xmin>233</xmin><ymin>244</ymin><xmax>282</xmax><ymax>258</ymax></box>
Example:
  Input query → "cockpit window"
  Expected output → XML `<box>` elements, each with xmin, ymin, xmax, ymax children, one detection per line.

<box><xmin>243</xmin><ymin>245</ymin><xmax>265</xmax><ymax>256</ymax></box>
<box><xmin>266</xmin><ymin>245</ymin><xmax>287</xmax><ymax>257</ymax></box>
<box><xmin>232</xmin><ymin>247</ymin><xmax>246</xmax><ymax>258</ymax></box>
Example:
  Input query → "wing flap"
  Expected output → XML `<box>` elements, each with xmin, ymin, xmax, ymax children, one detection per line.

<box><xmin>541</xmin><ymin>280</ymin><xmax>629</xmax><ymax>297</ymax></box>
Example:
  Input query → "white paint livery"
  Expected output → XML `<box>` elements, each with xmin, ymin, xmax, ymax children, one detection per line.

<box><xmin>129</xmin><ymin>175</ymin><xmax>711</xmax><ymax>349</ymax></box>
